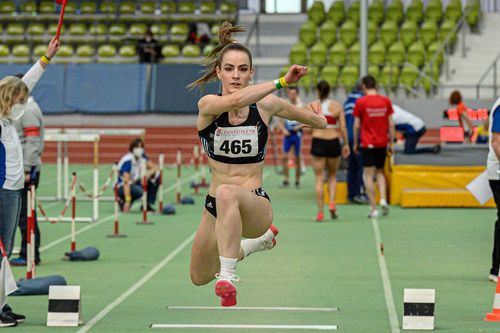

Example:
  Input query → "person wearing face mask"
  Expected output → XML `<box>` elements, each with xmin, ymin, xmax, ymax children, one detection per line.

<box><xmin>137</xmin><ymin>29</ymin><xmax>161</xmax><ymax>63</ymax></box>
<box><xmin>0</xmin><ymin>37</ymin><xmax>59</xmax><ymax>327</ymax></box>
<box><xmin>9</xmin><ymin>74</ymin><xmax>44</xmax><ymax>267</ymax></box>
<box><xmin>116</xmin><ymin>138</ymin><xmax>160</xmax><ymax>212</ymax></box>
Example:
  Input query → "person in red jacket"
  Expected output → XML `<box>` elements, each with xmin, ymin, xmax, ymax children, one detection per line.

<box><xmin>353</xmin><ymin>75</ymin><xmax>395</xmax><ymax>218</ymax></box>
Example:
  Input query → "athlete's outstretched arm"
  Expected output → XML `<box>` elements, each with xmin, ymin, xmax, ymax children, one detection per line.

<box><xmin>198</xmin><ymin>65</ymin><xmax>307</xmax><ymax>117</ymax></box>
<box><xmin>267</xmin><ymin>94</ymin><xmax>327</xmax><ymax>129</ymax></box>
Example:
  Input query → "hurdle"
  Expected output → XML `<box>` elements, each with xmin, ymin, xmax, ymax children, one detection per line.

<box><xmin>43</xmin><ymin>128</ymin><xmax>146</xmax><ymax>221</ymax></box>
<box><xmin>176</xmin><ymin>150</ymin><xmax>182</xmax><ymax>204</ymax></box>
<box><xmin>136</xmin><ymin>159</ymin><xmax>154</xmax><ymax>225</ymax></box>
<box><xmin>158</xmin><ymin>153</ymin><xmax>164</xmax><ymax>212</ymax></box>
<box><xmin>26</xmin><ymin>183</ymin><xmax>36</xmax><ymax>279</ymax></box>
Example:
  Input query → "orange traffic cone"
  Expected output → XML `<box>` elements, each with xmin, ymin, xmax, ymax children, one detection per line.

<box><xmin>485</xmin><ymin>277</ymin><xmax>500</xmax><ymax>321</ymax></box>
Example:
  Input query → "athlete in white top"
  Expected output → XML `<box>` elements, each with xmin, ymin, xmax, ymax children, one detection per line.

<box><xmin>392</xmin><ymin>104</ymin><xmax>440</xmax><ymax>154</ymax></box>
<box><xmin>0</xmin><ymin>36</ymin><xmax>59</xmax><ymax>326</ymax></box>
<box><xmin>487</xmin><ymin>97</ymin><xmax>500</xmax><ymax>283</ymax></box>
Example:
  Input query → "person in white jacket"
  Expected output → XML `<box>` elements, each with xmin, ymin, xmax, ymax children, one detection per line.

<box><xmin>0</xmin><ymin>37</ymin><xmax>59</xmax><ymax>327</ymax></box>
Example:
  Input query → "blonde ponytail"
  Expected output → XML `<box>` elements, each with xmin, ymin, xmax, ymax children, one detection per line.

<box><xmin>188</xmin><ymin>21</ymin><xmax>251</xmax><ymax>90</ymax></box>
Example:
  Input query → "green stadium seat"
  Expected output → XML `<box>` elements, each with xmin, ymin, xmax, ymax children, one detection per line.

<box><xmin>328</xmin><ymin>42</ymin><xmax>346</xmax><ymax>66</ymax></box>
<box><xmin>7</xmin><ymin>23</ymin><xmax>24</xmax><ymax>35</ymax></box>
<box><xmin>108</xmin><ymin>23</ymin><xmax>127</xmax><ymax>36</ymax></box>
<box><xmin>347</xmin><ymin>42</ymin><xmax>360</xmax><ymax>65</ymax></box>
<box><xmin>380</xmin><ymin>65</ymin><xmax>400</xmax><ymax>90</ymax></box>
<box><xmin>368</xmin><ymin>65</ymin><xmax>380</xmax><ymax>78</ymax></box>
<box><xmin>400</xmin><ymin>20</ymin><xmax>418</xmax><ymax>48</ymax></box>
<box><xmin>129</xmin><ymin>23</ymin><xmax>147</xmax><ymax>37</ymax></box>
<box><xmin>318</xmin><ymin>65</ymin><xmax>339</xmax><ymax>88</ymax></box>
<box><xmin>339</xmin><ymin>20</ymin><xmax>357</xmax><ymax>48</ymax></box>
<box><xmin>407</xmin><ymin>41</ymin><xmax>425</xmax><ymax>68</ymax></box>
<box><xmin>64</xmin><ymin>2</ymin><xmax>77</xmax><ymax>14</ymax></box>
<box><xmin>347</xmin><ymin>0</ymin><xmax>360</xmax><ymax>24</ymax></box>
<box><xmin>440</xmin><ymin>20</ymin><xmax>458</xmax><ymax>45</ymax></box>
<box><xmin>39</xmin><ymin>1</ymin><xmax>55</xmax><ymax>14</ymax></box>
<box><xmin>299</xmin><ymin>21</ymin><xmax>317</xmax><ymax>48</ymax></box>
<box><xmin>12</xmin><ymin>44</ymin><xmax>29</xmax><ymax>57</ymax></box>
<box><xmin>369</xmin><ymin>0</ymin><xmax>385</xmax><ymax>26</ymax></box>
<box><xmin>76</xmin><ymin>44</ymin><xmax>95</xmax><ymax>57</ymax></box>
<box><xmin>279</xmin><ymin>66</ymin><xmax>288</xmax><ymax>78</ymax></box>
<box><xmin>307</xmin><ymin>66</ymin><xmax>320</xmax><ymax>87</ymax></box>
<box><xmin>97</xmin><ymin>44</ymin><xmax>116</xmax><ymax>57</ymax></box>
<box><xmin>178</xmin><ymin>1</ymin><xmax>196</xmax><ymax>14</ymax></box>
<box><xmin>327</xmin><ymin>1</ymin><xmax>345</xmax><ymax>25</ymax></box>
<box><xmin>161</xmin><ymin>2</ymin><xmax>176</xmax><ymax>14</ymax></box>
<box><xmin>400</xmin><ymin>65</ymin><xmax>419</xmax><ymax>90</ymax></box>
<box><xmin>27</xmin><ymin>23</ymin><xmax>45</xmax><ymax>36</ymax></box>
<box><xmin>119</xmin><ymin>1</ymin><xmax>136</xmax><ymax>14</ymax></box>
<box><xmin>420</xmin><ymin>20</ymin><xmax>438</xmax><ymax>47</ymax></box>
<box><xmin>100</xmin><ymin>1</ymin><xmax>117</xmax><ymax>15</ymax></box>
<box><xmin>80</xmin><ymin>2</ymin><xmax>97</xmax><ymax>14</ymax></box>
<box><xmin>69</xmin><ymin>23</ymin><xmax>87</xmax><ymax>36</ymax></box>
<box><xmin>0</xmin><ymin>1</ymin><xmax>16</xmax><ymax>14</ymax></box>
<box><xmin>387</xmin><ymin>41</ymin><xmax>406</xmax><ymax>66</ymax></box>
<box><xmin>380</xmin><ymin>20</ymin><xmax>398</xmax><ymax>47</ymax></box>
<box><xmin>89</xmin><ymin>23</ymin><xmax>107</xmax><ymax>35</ymax></box>
<box><xmin>289</xmin><ymin>42</ymin><xmax>308</xmax><ymax>65</ymax></box>
<box><xmin>423</xmin><ymin>63</ymin><xmax>440</xmax><ymax>81</ymax></box>
<box><xmin>182</xmin><ymin>44</ymin><xmax>201</xmax><ymax>57</ymax></box>
<box><xmin>0</xmin><ymin>45</ymin><xmax>9</xmax><ymax>63</ymax></box>
<box><xmin>427</xmin><ymin>40</ymin><xmax>444</xmax><ymax>66</ymax></box>
<box><xmin>340</xmin><ymin>65</ymin><xmax>359</xmax><ymax>91</ymax></box>
<box><xmin>48</xmin><ymin>23</ymin><xmax>66</xmax><ymax>35</ymax></box>
<box><xmin>406</xmin><ymin>0</ymin><xmax>424</xmax><ymax>24</ymax></box>
<box><xmin>211</xmin><ymin>23</ymin><xmax>221</xmax><ymax>37</ymax></box>
<box><xmin>33</xmin><ymin>45</ymin><xmax>47</xmax><ymax>57</ymax></box>
<box><xmin>309</xmin><ymin>42</ymin><xmax>328</xmax><ymax>66</ymax></box>
<box><xmin>170</xmin><ymin>23</ymin><xmax>189</xmax><ymax>41</ymax></box>
<box><xmin>466</xmin><ymin>0</ymin><xmax>481</xmax><ymax>29</ymax></box>
<box><xmin>140</xmin><ymin>2</ymin><xmax>156</xmax><ymax>14</ymax></box>
<box><xmin>308</xmin><ymin>1</ymin><xmax>326</xmax><ymax>26</ymax></box>
<box><xmin>161</xmin><ymin>44</ymin><xmax>181</xmax><ymax>58</ymax></box>
<box><xmin>119</xmin><ymin>45</ymin><xmax>136</xmax><ymax>57</ymax></box>
<box><xmin>202</xmin><ymin>44</ymin><xmax>215</xmax><ymax>56</ymax></box>
<box><xmin>319</xmin><ymin>21</ymin><xmax>337</xmax><ymax>47</ymax></box>
<box><xmin>20</xmin><ymin>1</ymin><xmax>36</xmax><ymax>14</ymax></box>
<box><xmin>57</xmin><ymin>45</ymin><xmax>74</xmax><ymax>57</ymax></box>
<box><xmin>151</xmin><ymin>23</ymin><xmax>168</xmax><ymax>36</ymax></box>
<box><xmin>445</xmin><ymin>0</ymin><xmax>462</xmax><ymax>22</ymax></box>
<box><xmin>368</xmin><ymin>41</ymin><xmax>386</xmax><ymax>66</ymax></box>
<box><xmin>386</xmin><ymin>0</ymin><xmax>404</xmax><ymax>24</ymax></box>
<box><xmin>200</xmin><ymin>1</ymin><xmax>216</xmax><ymax>14</ymax></box>
<box><xmin>368</xmin><ymin>20</ymin><xmax>377</xmax><ymax>46</ymax></box>
<box><xmin>220</xmin><ymin>1</ymin><xmax>237</xmax><ymax>14</ymax></box>
<box><xmin>425</xmin><ymin>0</ymin><xmax>443</xmax><ymax>23</ymax></box>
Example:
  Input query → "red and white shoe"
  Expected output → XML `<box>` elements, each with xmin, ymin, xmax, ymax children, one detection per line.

<box><xmin>262</xmin><ymin>224</ymin><xmax>279</xmax><ymax>250</ymax></box>
<box><xmin>215</xmin><ymin>274</ymin><xmax>240</xmax><ymax>307</ymax></box>
<box><xmin>316</xmin><ymin>211</ymin><xmax>324</xmax><ymax>222</ymax></box>
<box><xmin>329</xmin><ymin>202</ymin><xmax>337</xmax><ymax>219</ymax></box>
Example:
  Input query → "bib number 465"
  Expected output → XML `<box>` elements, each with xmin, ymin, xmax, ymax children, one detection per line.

<box><xmin>219</xmin><ymin>139</ymin><xmax>252</xmax><ymax>155</ymax></box>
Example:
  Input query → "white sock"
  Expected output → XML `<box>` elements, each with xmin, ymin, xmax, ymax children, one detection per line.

<box><xmin>219</xmin><ymin>256</ymin><xmax>238</xmax><ymax>279</ymax></box>
<box><xmin>380</xmin><ymin>198</ymin><xmax>387</xmax><ymax>206</ymax></box>
<box><xmin>241</xmin><ymin>228</ymin><xmax>275</xmax><ymax>258</ymax></box>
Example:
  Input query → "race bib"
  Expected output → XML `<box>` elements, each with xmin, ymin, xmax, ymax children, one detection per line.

<box><xmin>214</xmin><ymin>126</ymin><xmax>258</xmax><ymax>158</ymax></box>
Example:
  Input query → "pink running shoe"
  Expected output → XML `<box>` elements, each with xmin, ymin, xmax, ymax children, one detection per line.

<box><xmin>329</xmin><ymin>202</ymin><xmax>337</xmax><ymax>219</ymax></box>
<box><xmin>316</xmin><ymin>211</ymin><xmax>324</xmax><ymax>222</ymax></box>
<box><xmin>215</xmin><ymin>274</ymin><xmax>240</xmax><ymax>307</ymax></box>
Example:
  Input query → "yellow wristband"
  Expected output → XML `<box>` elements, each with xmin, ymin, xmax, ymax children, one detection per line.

<box><xmin>125</xmin><ymin>196</ymin><xmax>132</xmax><ymax>203</ymax></box>
<box><xmin>279</xmin><ymin>77</ymin><xmax>288</xmax><ymax>88</ymax></box>
<box><xmin>40</xmin><ymin>55</ymin><xmax>50</xmax><ymax>65</ymax></box>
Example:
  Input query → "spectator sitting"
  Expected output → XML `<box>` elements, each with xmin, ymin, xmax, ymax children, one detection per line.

<box><xmin>137</xmin><ymin>29</ymin><xmax>161</xmax><ymax>63</ymax></box>
<box><xmin>476</xmin><ymin>118</ymin><xmax>489</xmax><ymax>144</ymax></box>
<box><xmin>187</xmin><ymin>23</ymin><xmax>211</xmax><ymax>45</ymax></box>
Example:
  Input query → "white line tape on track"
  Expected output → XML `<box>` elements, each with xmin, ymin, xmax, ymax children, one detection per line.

<box><xmin>150</xmin><ymin>324</ymin><xmax>338</xmax><ymax>330</ymax></box>
<box><xmin>166</xmin><ymin>306</ymin><xmax>339</xmax><ymax>312</ymax></box>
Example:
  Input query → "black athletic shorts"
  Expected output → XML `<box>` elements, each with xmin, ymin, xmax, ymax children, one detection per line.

<box><xmin>361</xmin><ymin>147</ymin><xmax>387</xmax><ymax>169</ymax></box>
<box><xmin>204</xmin><ymin>188</ymin><xmax>271</xmax><ymax>218</ymax></box>
<box><xmin>310</xmin><ymin>138</ymin><xmax>341</xmax><ymax>158</ymax></box>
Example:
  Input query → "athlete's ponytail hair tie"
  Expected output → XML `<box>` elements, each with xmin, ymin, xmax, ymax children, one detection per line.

<box><xmin>188</xmin><ymin>21</ymin><xmax>252</xmax><ymax>90</ymax></box>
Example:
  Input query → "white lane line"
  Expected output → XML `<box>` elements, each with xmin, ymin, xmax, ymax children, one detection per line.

<box><xmin>150</xmin><ymin>324</ymin><xmax>337</xmax><ymax>330</ymax></box>
<box><xmin>40</xmin><ymin>175</ymin><xmax>196</xmax><ymax>253</ymax></box>
<box><xmin>371</xmin><ymin>218</ymin><xmax>400</xmax><ymax>333</ymax></box>
<box><xmin>76</xmin><ymin>232</ymin><xmax>196</xmax><ymax>333</ymax></box>
<box><xmin>166</xmin><ymin>306</ymin><xmax>338</xmax><ymax>312</ymax></box>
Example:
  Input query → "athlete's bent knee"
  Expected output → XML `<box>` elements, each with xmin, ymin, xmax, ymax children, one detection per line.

<box><xmin>190</xmin><ymin>270</ymin><xmax>211</xmax><ymax>286</ymax></box>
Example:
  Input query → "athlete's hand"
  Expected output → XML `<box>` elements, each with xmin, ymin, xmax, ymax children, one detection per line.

<box><xmin>123</xmin><ymin>202</ymin><xmax>131</xmax><ymax>213</ymax></box>
<box><xmin>306</xmin><ymin>100</ymin><xmax>327</xmax><ymax>128</ymax></box>
<box><xmin>284</xmin><ymin>65</ymin><xmax>308</xmax><ymax>85</ymax></box>
<box><xmin>46</xmin><ymin>36</ymin><xmax>60</xmax><ymax>59</ymax></box>
<box><xmin>282</xmin><ymin>129</ymin><xmax>290</xmax><ymax>136</ymax></box>
<box><xmin>342</xmin><ymin>144</ymin><xmax>350</xmax><ymax>159</ymax></box>
<box><xmin>353</xmin><ymin>143</ymin><xmax>359</xmax><ymax>153</ymax></box>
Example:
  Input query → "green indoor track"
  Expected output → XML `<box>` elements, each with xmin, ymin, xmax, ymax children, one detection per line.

<box><xmin>5</xmin><ymin>164</ymin><xmax>500</xmax><ymax>332</ymax></box>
